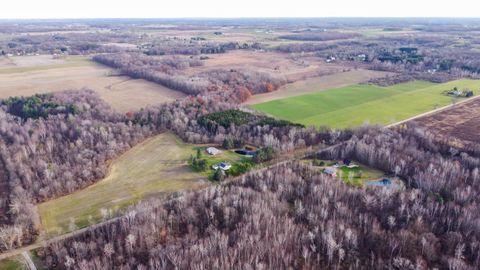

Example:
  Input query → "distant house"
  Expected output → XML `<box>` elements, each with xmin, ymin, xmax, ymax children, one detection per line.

<box><xmin>323</xmin><ymin>167</ymin><xmax>337</xmax><ymax>177</ymax></box>
<box><xmin>326</xmin><ymin>56</ymin><xmax>336</xmax><ymax>63</ymax></box>
<box><xmin>212</xmin><ymin>162</ymin><xmax>232</xmax><ymax>171</ymax></box>
<box><xmin>206</xmin><ymin>147</ymin><xmax>221</xmax><ymax>156</ymax></box>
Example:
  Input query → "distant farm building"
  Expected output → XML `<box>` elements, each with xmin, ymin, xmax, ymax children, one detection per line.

<box><xmin>206</xmin><ymin>147</ymin><xmax>221</xmax><ymax>156</ymax></box>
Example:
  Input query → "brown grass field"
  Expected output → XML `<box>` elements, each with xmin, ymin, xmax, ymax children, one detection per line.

<box><xmin>0</xmin><ymin>55</ymin><xmax>66</xmax><ymax>67</ymax></box>
<box><xmin>245</xmin><ymin>69</ymin><xmax>389</xmax><ymax>105</ymax></box>
<box><xmin>184</xmin><ymin>50</ymin><xmax>346</xmax><ymax>81</ymax></box>
<box><xmin>0</xmin><ymin>56</ymin><xmax>185</xmax><ymax>112</ymax></box>
<box><xmin>412</xmin><ymin>97</ymin><xmax>480</xmax><ymax>145</ymax></box>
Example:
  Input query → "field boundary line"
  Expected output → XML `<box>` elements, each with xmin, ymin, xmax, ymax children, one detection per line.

<box><xmin>386</xmin><ymin>94</ymin><xmax>480</xmax><ymax>127</ymax></box>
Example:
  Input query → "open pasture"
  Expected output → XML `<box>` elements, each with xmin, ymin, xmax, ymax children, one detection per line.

<box><xmin>38</xmin><ymin>133</ymin><xmax>208</xmax><ymax>236</ymax></box>
<box><xmin>253</xmin><ymin>79</ymin><xmax>480</xmax><ymax>128</ymax></box>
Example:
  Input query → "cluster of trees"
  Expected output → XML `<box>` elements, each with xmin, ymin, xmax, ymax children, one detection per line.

<box><xmin>130</xmin><ymin>96</ymin><xmax>348</xmax><ymax>152</ymax></box>
<box><xmin>1</xmin><ymin>94</ymin><xmax>78</xmax><ymax>120</ymax></box>
<box><xmin>39</xmin><ymin>126</ymin><xmax>480</xmax><ymax>269</ymax></box>
<box><xmin>143</xmin><ymin>40</ymin><xmax>261</xmax><ymax>56</ymax></box>
<box><xmin>275</xmin><ymin>33</ymin><xmax>480</xmax><ymax>84</ymax></box>
<box><xmin>0</xmin><ymin>32</ymin><xmax>142</xmax><ymax>55</ymax></box>
<box><xmin>94</xmin><ymin>53</ymin><xmax>286</xmax><ymax>101</ymax></box>
<box><xmin>366</xmin><ymin>71</ymin><xmax>466</xmax><ymax>86</ymax></box>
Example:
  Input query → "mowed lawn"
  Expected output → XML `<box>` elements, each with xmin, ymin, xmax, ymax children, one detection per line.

<box><xmin>252</xmin><ymin>80</ymin><xmax>480</xmax><ymax>128</ymax></box>
<box><xmin>38</xmin><ymin>133</ymin><xmax>207</xmax><ymax>236</ymax></box>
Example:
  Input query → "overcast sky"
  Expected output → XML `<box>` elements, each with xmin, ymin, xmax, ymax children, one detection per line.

<box><xmin>1</xmin><ymin>0</ymin><xmax>479</xmax><ymax>19</ymax></box>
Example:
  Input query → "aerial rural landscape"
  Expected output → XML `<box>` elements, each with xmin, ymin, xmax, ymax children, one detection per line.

<box><xmin>0</xmin><ymin>8</ymin><xmax>480</xmax><ymax>270</ymax></box>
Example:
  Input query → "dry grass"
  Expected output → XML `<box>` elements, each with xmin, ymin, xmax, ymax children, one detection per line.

<box><xmin>0</xmin><ymin>58</ymin><xmax>185</xmax><ymax>112</ymax></box>
<box><xmin>7</xmin><ymin>55</ymin><xmax>66</xmax><ymax>67</ymax></box>
<box><xmin>413</xmin><ymin>97</ymin><xmax>480</xmax><ymax>145</ymax></box>
<box><xmin>245</xmin><ymin>69</ymin><xmax>389</xmax><ymax>105</ymax></box>
<box><xmin>38</xmin><ymin>133</ymin><xmax>208</xmax><ymax>236</ymax></box>
<box><xmin>185</xmin><ymin>50</ymin><xmax>345</xmax><ymax>81</ymax></box>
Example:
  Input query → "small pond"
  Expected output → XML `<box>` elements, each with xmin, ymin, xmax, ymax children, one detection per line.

<box><xmin>365</xmin><ymin>178</ymin><xmax>395</xmax><ymax>188</ymax></box>
<box><xmin>235</xmin><ymin>150</ymin><xmax>256</xmax><ymax>156</ymax></box>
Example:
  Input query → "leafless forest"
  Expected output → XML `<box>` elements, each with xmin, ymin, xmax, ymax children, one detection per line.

<box><xmin>41</xmin><ymin>127</ymin><xmax>480</xmax><ymax>269</ymax></box>
<box><xmin>1</xmin><ymin>18</ymin><xmax>480</xmax><ymax>269</ymax></box>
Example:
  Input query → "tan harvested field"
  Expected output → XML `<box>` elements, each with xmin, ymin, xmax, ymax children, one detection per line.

<box><xmin>245</xmin><ymin>69</ymin><xmax>390</xmax><ymax>104</ymax></box>
<box><xmin>0</xmin><ymin>58</ymin><xmax>185</xmax><ymax>112</ymax></box>
<box><xmin>6</xmin><ymin>55</ymin><xmax>65</xmax><ymax>67</ymax></box>
<box><xmin>0</xmin><ymin>56</ymin><xmax>15</xmax><ymax>67</ymax></box>
<box><xmin>412</xmin><ymin>97</ymin><xmax>480</xmax><ymax>146</ymax></box>
<box><xmin>186</xmin><ymin>50</ymin><xmax>345</xmax><ymax>81</ymax></box>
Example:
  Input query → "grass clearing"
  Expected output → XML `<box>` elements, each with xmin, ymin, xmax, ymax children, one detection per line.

<box><xmin>0</xmin><ymin>256</ymin><xmax>25</xmax><ymax>270</ymax></box>
<box><xmin>307</xmin><ymin>159</ymin><xmax>385</xmax><ymax>187</ymax></box>
<box><xmin>29</xmin><ymin>250</ymin><xmax>49</xmax><ymax>270</ymax></box>
<box><xmin>190</xmin><ymin>147</ymin><xmax>254</xmax><ymax>179</ymax></box>
<box><xmin>38</xmin><ymin>133</ymin><xmax>208</xmax><ymax>236</ymax></box>
<box><xmin>253</xmin><ymin>79</ymin><xmax>480</xmax><ymax>128</ymax></box>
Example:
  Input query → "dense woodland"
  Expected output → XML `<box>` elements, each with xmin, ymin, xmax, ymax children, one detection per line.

<box><xmin>40</xmin><ymin>127</ymin><xmax>480</xmax><ymax>269</ymax></box>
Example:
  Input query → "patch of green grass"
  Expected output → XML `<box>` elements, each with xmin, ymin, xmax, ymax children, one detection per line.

<box><xmin>253</xmin><ymin>80</ymin><xmax>480</xmax><ymax>128</ymax></box>
<box><xmin>190</xmin><ymin>147</ymin><xmax>254</xmax><ymax>180</ymax></box>
<box><xmin>337</xmin><ymin>165</ymin><xmax>385</xmax><ymax>187</ymax></box>
<box><xmin>308</xmin><ymin>159</ymin><xmax>385</xmax><ymax>187</ymax></box>
<box><xmin>38</xmin><ymin>133</ymin><xmax>207</xmax><ymax>236</ymax></box>
<box><xmin>30</xmin><ymin>250</ymin><xmax>49</xmax><ymax>270</ymax></box>
<box><xmin>0</xmin><ymin>256</ymin><xmax>25</xmax><ymax>270</ymax></box>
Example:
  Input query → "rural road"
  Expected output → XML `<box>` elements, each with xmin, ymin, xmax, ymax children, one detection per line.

<box><xmin>0</xmin><ymin>143</ymin><xmax>329</xmax><ymax>262</ymax></box>
<box><xmin>386</xmin><ymin>94</ymin><xmax>480</xmax><ymax>128</ymax></box>
<box><xmin>22</xmin><ymin>251</ymin><xmax>37</xmax><ymax>270</ymax></box>
<box><xmin>0</xmin><ymin>214</ymin><xmax>124</xmax><ymax>261</ymax></box>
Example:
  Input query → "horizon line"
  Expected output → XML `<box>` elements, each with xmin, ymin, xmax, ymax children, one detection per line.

<box><xmin>1</xmin><ymin>16</ymin><xmax>480</xmax><ymax>21</ymax></box>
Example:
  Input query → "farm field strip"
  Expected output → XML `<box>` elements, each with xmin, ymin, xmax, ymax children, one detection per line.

<box><xmin>38</xmin><ymin>133</ymin><xmax>208</xmax><ymax>236</ymax></box>
<box><xmin>252</xmin><ymin>79</ymin><xmax>480</xmax><ymax>128</ymax></box>
<box><xmin>245</xmin><ymin>69</ymin><xmax>390</xmax><ymax>105</ymax></box>
<box><xmin>0</xmin><ymin>56</ymin><xmax>92</xmax><ymax>74</ymax></box>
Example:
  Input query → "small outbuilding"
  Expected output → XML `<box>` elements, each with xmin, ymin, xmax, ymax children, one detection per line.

<box><xmin>206</xmin><ymin>147</ymin><xmax>221</xmax><ymax>156</ymax></box>
<box><xmin>212</xmin><ymin>162</ymin><xmax>232</xmax><ymax>171</ymax></box>
<box><xmin>323</xmin><ymin>167</ymin><xmax>337</xmax><ymax>177</ymax></box>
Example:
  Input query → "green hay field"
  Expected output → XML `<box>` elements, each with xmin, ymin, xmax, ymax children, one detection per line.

<box><xmin>252</xmin><ymin>80</ymin><xmax>480</xmax><ymax>128</ymax></box>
